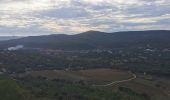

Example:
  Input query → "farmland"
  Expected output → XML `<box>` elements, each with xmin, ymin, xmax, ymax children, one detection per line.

<box><xmin>17</xmin><ymin>69</ymin><xmax>133</xmax><ymax>84</ymax></box>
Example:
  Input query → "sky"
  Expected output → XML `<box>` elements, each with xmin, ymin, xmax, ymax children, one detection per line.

<box><xmin>0</xmin><ymin>0</ymin><xmax>170</xmax><ymax>36</ymax></box>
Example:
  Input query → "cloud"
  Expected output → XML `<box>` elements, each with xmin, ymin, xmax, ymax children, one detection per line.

<box><xmin>0</xmin><ymin>0</ymin><xmax>170</xmax><ymax>36</ymax></box>
<box><xmin>39</xmin><ymin>7</ymin><xmax>90</xmax><ymax>18</ymax></box>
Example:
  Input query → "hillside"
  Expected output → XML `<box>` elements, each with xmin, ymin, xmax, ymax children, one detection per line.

<box><xmin>0</xmin><ymin>76</ymin><xmax>32</xmax><ymax>100</ymax></box>
<box><xmin>0</xmin><ymin>30</ymin><xmax>170</xmax><ymax>50</ymax></box>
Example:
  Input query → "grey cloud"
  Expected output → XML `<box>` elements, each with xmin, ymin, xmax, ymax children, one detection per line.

<box><xmin>38</xmin><ymin>7</ymin><xmax>90</xmax><ymax>19</ymax></box>
<box><xmin>0</xmin><ymin>0</ymin><xmax>170</xmax><ymax>36</ymax></box>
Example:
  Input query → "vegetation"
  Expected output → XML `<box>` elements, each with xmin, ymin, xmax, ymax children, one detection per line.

<box><xmin>16</xmin><ymin>75</ymin><xmax>150</xmax><ymax>100</ymax></box>
<box><xmin>9</xmin><ymin>69</ymin><xmax>169</xmax><ymax>100</ymax></box>
<box><xmin>0</xmin><ymin>47</ymin><xmax>169</xmax><ymax>76</ymax></box>
<box><xmin>0</xmin><ymin>68</ymin><xmax>169</xmax><ymax>100</ymax></box>
<box><xmin>0</xmin><ymin>75</ymin><xmax>31</xmax><ymax>100</ymax></box>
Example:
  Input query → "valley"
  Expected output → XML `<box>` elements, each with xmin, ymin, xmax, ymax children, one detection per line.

<box><xmin>0</xmin><ymin>30</ymin><xmax>169</xmax><ymax>100</ymax></box>
<box><xmin>0</xmin><ymin>0</ymin><xmax>170</xmax><ymax>99</ymax></box>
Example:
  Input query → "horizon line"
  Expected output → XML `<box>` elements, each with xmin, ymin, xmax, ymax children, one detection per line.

<box><xmin>0</xmin><ymin>29</ymin><xmax>169</xmax><ymax>37</ymax></box>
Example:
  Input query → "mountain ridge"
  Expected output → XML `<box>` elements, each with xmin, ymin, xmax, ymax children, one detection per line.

<box><xmin>0</xmin><ymin>30</ymin><xmax>170</xmax><ymax>50</ymax></box>
<box><xmin>0</xmin><ymin>36</ymin><xmax>22</xmax><ymax>41</ymax></box>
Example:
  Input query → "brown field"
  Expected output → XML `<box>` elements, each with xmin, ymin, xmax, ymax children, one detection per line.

<box><xmin>74</xmin><ymin>69</ymin><xmax>132</xmax><ymax>81</ymax></box>
<box><xmin>21</xmin><ymin>68</ymin><xmax>132</xmax><ymax>82</ymax></box>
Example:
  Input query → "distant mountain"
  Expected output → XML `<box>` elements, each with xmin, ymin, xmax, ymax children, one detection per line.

<box><xmin>0</xmin><ymin>36</ymin><xmax>22</xmax><ymax>41</ymax></box>
<box><xmin>0</xmin><ymin>30</ymin><xmax>170</xmax><ymax>50</ymax></box>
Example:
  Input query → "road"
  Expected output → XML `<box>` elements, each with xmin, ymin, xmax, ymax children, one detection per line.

<box><xmin>93</xmin><ymin>74</ymin><xmax>136</xmax><ymax>87</ymax></box>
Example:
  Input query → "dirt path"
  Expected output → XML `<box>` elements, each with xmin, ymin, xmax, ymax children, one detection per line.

<box><xmin>93</xmin><ymin>74</ymin><xmax>136</xmax><ymax>87</ymax></box>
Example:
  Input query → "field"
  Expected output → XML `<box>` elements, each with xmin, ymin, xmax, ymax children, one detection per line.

<box><xmin>19</xmin><ymin>69</ymin><xmax>133</xmax><ymax>84</ymax></box>
<box><xmin>13</xmin><ymin>68</ymin><xmax>170</xmax><ymax>100</ymax></box>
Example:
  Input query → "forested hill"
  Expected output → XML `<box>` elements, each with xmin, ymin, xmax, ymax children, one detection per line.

<box><xmin>0</xmin><ymin>30</ymin><xmax>170</xmax><ymax>50</ymax></box>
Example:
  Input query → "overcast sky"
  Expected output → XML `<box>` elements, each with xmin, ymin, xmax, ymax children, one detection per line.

<box><xmin>0</xmin><ymin>0</ymin><xmax>170</xmax><ymax>36</ymax></box>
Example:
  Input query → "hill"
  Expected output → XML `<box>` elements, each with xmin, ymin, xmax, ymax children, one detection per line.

<box><xmin>0</xmin><ymin>30</ymin><xmax>170</xmax><ymax>50</ymax></box>
<box><xmin>0</xmin><ymin>36</ymin><xmax>22</xmax><ymax>41</ymax></box>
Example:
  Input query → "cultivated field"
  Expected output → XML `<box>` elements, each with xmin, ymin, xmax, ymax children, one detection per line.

<box><xmin>22</xmin><ymin>69</ymin><xmax>133</xmax><ymax>83</ymax></box>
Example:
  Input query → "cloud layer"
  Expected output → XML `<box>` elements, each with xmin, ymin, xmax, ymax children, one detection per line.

<box><xmin>0</xmin><ymin>0</ymin><xmax>170</xmax><ymax>36</ymax></box>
